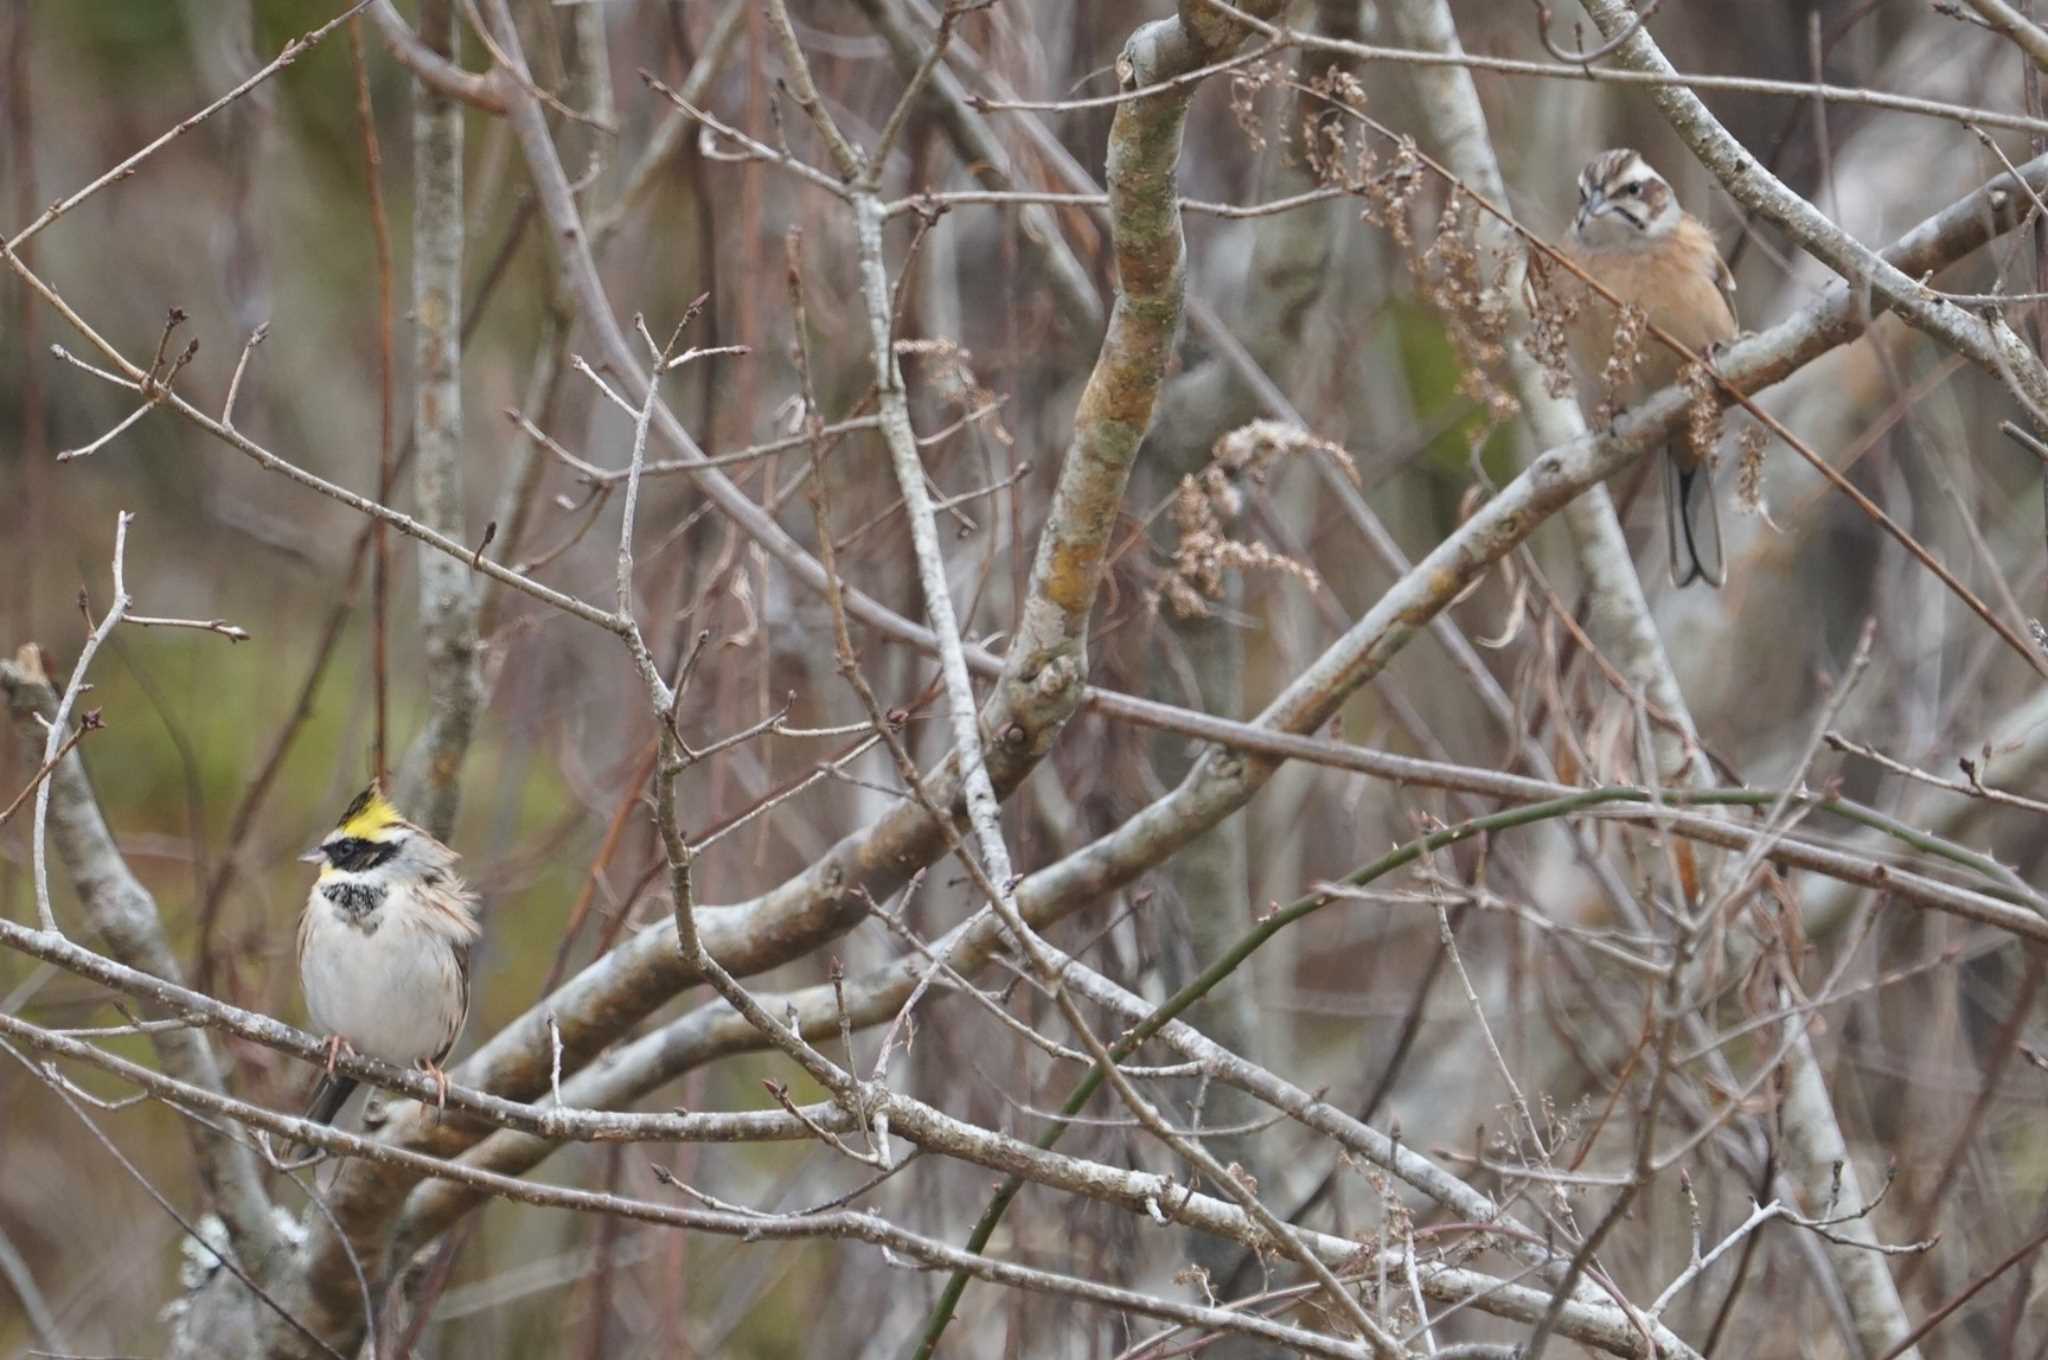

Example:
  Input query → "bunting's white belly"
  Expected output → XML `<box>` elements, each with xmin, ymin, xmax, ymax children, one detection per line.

<box><xmin>300</xmin><ymin>893</ymin><xmax>467</xmax><ymax>1065</ymax></box>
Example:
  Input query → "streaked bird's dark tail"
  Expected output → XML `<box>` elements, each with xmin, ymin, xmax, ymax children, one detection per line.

<box><xmin>1665</xmin><ymin>446</ymin><xmax>1725</xmax><ymax>589</ymax></box>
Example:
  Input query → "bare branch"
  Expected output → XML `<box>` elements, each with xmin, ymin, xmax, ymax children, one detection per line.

<box><xmin>1</xmin><ymin>634</ymin><xmax>280</xmax><ymax>1267</ymax></box>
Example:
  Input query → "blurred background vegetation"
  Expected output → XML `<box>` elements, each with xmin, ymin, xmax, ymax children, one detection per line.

<box><xmin>6</xmin><ymin>1</ymin><xmax>2048</xmax><ymax>1356</ymax></box>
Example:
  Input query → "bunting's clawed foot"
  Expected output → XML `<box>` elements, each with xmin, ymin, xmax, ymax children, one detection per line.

<box><xmin>322</xmin><ymin>1033</ymin><xmax>354</xmax><ymax>1078</ymax></box>
<box><xmin>420</xmin><ymin>1057</ymin><xmax>451</xmax><ymax>1112</ymax></box>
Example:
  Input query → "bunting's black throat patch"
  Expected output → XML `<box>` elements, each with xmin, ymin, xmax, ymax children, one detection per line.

<box><xmin>322</xmin><ymin>879</ymin><xmax>387</xmax><ymax>931</ymax></box>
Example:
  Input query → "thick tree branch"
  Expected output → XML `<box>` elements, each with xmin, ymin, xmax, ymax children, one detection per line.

<box><xmin>1</xmin><ymin>652</ymin><xmax>280</xmax><ymax>1268</ymax></box>
<box><xmin>393</xmin><ymin>0</ymin><xmax>479</xmax><ymax>838</ymax></box>
<box><xmin>367</xmin><ymin>0</ymin><xmax>503</xmax><ymax>112</ymax></box>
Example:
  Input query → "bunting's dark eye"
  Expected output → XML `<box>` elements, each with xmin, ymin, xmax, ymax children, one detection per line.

<box><xmin>1621</xmin><ymin>181</ymin><xmax>1644</xmax><ymax>196</ymax></box>
<box><xmin>325</xmin><ymin>837</ymin><xmax>398</xmax><ymax>873</ymax></box>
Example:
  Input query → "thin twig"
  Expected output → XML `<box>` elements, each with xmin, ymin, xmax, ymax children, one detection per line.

<box><xmin>31</xmin><ymin>512</ymin><xmax>133</xmax><ymax>933</ymax></box>
<box><xmin>6</xmin><ymin>1</ymin><xmax>372</xmax><ymax>252</ymax></box>
<box><xmin>119</xmin><ymin>615</ymin><xmax>250</xmax><ymax>642</ymax></box>
<box><xmin>0</xmin><ymin>712</ymin><xmax>98</xmax><ymax>829</ymax></box>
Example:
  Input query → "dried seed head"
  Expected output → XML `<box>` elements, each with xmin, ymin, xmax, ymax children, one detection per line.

<box><xmin>1680</xmin><ymin>361</ymin><xmax>1723</xmax><ymax>469</ymax></box>
<box><xmin>1147</xmin><ymin>421</ymin><xmax>1336</xmax><ymax>619</ymax></box>
<box><xmin>1228</xmin><ymin>60</ymin><xmax>1282</xmax><ymax>152</ymax></box>
<box><xmin>1595</xmin><ymin>304</ymin><xmax>1649</xmax><ymax>426</ymax></box>
<box><xmin>1523</xmin><ymin>253</ymin><xmax>1585</xmax><ymax>400</ymax></box>
<box><xmin>1735</xmin><ymin>422</ymin><xmax>1778</xmax><ymax>526</ymax></box>
<box><xmin>1402</xmin><ymin>189</ymin><xmax>1519</xmax><ymax>423</ymax></box>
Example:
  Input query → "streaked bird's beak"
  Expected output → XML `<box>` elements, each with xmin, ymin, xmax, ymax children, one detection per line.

<box><xmin>299</xmin><ymin>847</ymin><xmax>326</xmax><ymax>865</ymax></box>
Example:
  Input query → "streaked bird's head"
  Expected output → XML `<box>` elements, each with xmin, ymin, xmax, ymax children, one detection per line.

<box><xmin>1571</xmin><ymin>148</ymin><xmax>1679</xmax><ymax>249</ymax></box>
<box><xmin>301</xmin><ymin>784</ymin><xmax>455</xmax><ymax>881</ymax></box>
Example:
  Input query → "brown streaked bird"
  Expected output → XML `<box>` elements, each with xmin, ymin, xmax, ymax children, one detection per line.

<box><xmin>294</xmin><ymin>784</ymin><xmax>479</xmax><ymax>1150</ymax></box>
<box><xmin>1561</xmin><ymin>147</ymin><xmax>1738</xmax><ymax>588</ymax></box>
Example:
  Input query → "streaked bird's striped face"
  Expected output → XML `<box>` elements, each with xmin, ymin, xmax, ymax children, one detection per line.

<box><xmin>1572</xmin><ymin>148</ymin><xmax>1679</xmax><ymax>247</ymax></box>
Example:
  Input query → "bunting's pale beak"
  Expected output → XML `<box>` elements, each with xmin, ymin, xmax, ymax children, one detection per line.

<box><xmin>299</xmin><ymin>847</ymin><xmax>327</xmax><ymax>865</ymax></box>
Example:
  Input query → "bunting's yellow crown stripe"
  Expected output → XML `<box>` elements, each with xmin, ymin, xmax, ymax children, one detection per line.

<box><xmin>336</xmin><ymin>784</ymin><xmax>405</xmax><ymax>838</ymax></box>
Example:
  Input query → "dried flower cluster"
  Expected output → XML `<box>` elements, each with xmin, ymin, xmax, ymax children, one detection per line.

<box><xmin>1292</xmin><ymin>66</ymin><xmax>1385</xmax><ymax>197</ymax></box>
<box><xmin>1412</xmin><ymin>190</ymin><xmax>1520</xmax><ymax>427</ymax></box>
<box><xmin>1228</xmin><ymin>59</ymin><xmax>1282</xmax><ymax>153</ymax></box>
<box><xmin>1680</xmin><ymin>360</ymin><xmax>1723</xmax><ymax>472</ymax></box>
<box><xmin>1595</xmin><ymin>302</ymin><xmax>1650</xmax><ymax>427</ymax></box>
<box><xmin>1522</xmin><ymin>252</ymin><xmax>1585</xmax><ymax>401</ymax></box>
<box><xmin>897</xmin><ymin>335</ymin><xmax>1014</xmax><ymax>448</ymax></box>
<box><xmin>1298</xmin><ymin>104</ymin><xmax>1424</xmax><ymax>250</ymax></box>
<box><xmin>1735</xmin><ymin>421</ymin><xmax>1773</xmax><ymax>521</ymax></box>
<box><xmin>1151</xmin><ymin>420</ymin><xmax>1349</xmax><ymax>618</ymax></box>
<box><xmin>1289</xmin><ymin>87</ymin><xmax>1518</xmax><ymax>431</ymax></box>
<box><xmin>1215</xmin><ymin>417</ymin><xmax>1359</xmax><ymax>484</ymax></box>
